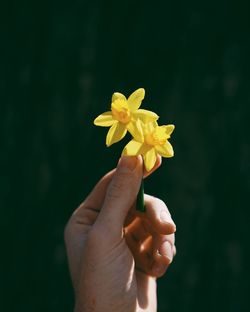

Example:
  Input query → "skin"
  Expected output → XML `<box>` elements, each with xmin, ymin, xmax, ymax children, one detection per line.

<box><xmin>64</xmin><ymin>155</ymin><xmax>176</xmax><ymax>312</ymax></box>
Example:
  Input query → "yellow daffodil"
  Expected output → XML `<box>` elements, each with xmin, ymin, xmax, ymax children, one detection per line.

<box><xmin>94</xmin><ymin>88</ymin><xmax>159</xmax><ymax>146</ymax></box>
<box><xmin>122</xmin><ymin>121</ymin><xmax>175</xmax><ymax>171</ymax></box>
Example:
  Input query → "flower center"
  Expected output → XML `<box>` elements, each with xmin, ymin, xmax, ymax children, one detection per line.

<box><xmin>145</xmin><ymin>127</ymin><xmax>167</xmax><ymax>146</ymax></box>
<box><xmin>111</xmin><ymin>99</ymin><xmax>131</xmax><ymax>124</ymax></box>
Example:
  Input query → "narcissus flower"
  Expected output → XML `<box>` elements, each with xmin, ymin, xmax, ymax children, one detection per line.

<box><xmin>94</xmin><ymin>88</ymin><xmax>159</xmax><ymax>146</ymax></box>
<box><xmin>122</xmin><ymin>121</ymin><xmax>175</xmax><ymax>171</ymax></box>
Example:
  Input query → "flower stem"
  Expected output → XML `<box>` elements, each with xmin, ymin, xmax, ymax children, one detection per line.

<box><xmin>136</xmin><ymin>179</ymin><xmax>145</xmax><ymax>212</ymax></box>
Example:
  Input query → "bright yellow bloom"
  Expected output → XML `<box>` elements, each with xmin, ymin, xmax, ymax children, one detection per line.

<box><xmin>122</xmin><ymin>121</ymin><xmax>175</xmax><ymax>171</ymax></box>
<box><xmin>94</xmin><ymin>88</ymin><xmax>159</xmax><ymax>146</ymax></box>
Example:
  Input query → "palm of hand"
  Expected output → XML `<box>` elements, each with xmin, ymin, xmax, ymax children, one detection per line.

<box><xmin>65</xmin><ymin>206</ymin><xmax>158</xmax><ymax>312</ymax></box>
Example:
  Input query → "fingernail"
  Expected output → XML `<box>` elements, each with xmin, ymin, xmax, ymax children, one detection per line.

<box><xmin>152</xmin><ymin>262</ymin><xmax>166</xmax><ymax>275</ymax></box>
<box><xmin>158</xmin><ymin>241</ymin><xmax>173</xmax><ymax>262</ymax></box>
<box><xmin>118</xmin><ymin>156</ymin><xmax>138</xmax><ymax>171</ymax></box>
<box><xmin>160</xmin><ymin>210</ymin><xmax>176</xmax><ymax>229</ymax></box>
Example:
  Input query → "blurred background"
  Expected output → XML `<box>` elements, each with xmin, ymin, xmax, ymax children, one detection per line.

<box><xmin>1</xmin><ymin>0</ymin><xmax>249</xmax><ymax>311</ymax></box>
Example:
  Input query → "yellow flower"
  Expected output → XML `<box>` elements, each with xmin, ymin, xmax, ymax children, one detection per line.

<box><xmin>94</xmin><ymin>88</ymin><xmax>159</xmax><ymax>146</ymax></box>
<box><xmin>122</xmin><ymin>121</ymin><xmax>175</xmax><ymax>171</ymax></box>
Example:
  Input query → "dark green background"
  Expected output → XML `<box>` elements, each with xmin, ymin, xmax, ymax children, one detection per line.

<box><xmin>1</xmin><ymin>0</ymin><xmax>249</xmax><ymax>311</ymax></box>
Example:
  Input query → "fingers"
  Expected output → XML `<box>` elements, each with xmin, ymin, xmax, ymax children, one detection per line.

<box><xmin>144</xmin><ymin>194</ymin><xmax>176</xmax><ymax>235</ymax></box>
<box><xmin>143</xmin><ymin>196</ymin><xmax>176</xmax><ymax>277</ymax></box>
<box><xmin>125</xmin><ymin>217</ymin><xmax>150</xmax><ymax>243</ymax></box>
<box><xmin>150</xmin><ymin>232</ymin><xmax>175</xmax><ymax>277</ymax></box>
<box><xmin>124</xmin><ymin>225</ymin><xmax>153</xmax><ymax>272</ymax></box>
<box><xmin>124</xmin><ymin>218</ymin><xmax>176</xmax><ymax>278</ymax></box>
<box><xmin>68</xmin><ymin>155</ymin><xmax>162</xmax><ymax>231</ymax></box>
<box><xmin>125</xmin><ymin>230</ymin><xmax>176</xmax><ymax>277</ymax></box>
<box><xmin>94</xmin><ymin>156</ymin><xmax>143</xmax><ymax>239</ymax></box>
<box><xmin>124</xmin><ymin>195</ymin><xmax>176</xmax><ymax>277</ymax></box>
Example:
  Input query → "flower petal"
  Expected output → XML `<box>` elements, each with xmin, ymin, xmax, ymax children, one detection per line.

<box><xmin>155</xmin><ymin>141</ymin><xmax>174</xmax><ymax>157</ymax></box>
<box><xmin>143</xmin><ymin>120</ymin><xmax>158</xmax><ymax>133</ymax></box>
<box><xmin>127</xmin><ymin>119</ymin><xmax>144</xmax><ymax>142</ymax></box>
<box><xmin>94</xmin><ymin>112</ymin><xmax>115</xmax><ymax>127</ymax></box>
<box><xmin>127</xmin><ymin>88</ymin><xmax>145</xmax><ymax>110</ymax></box>
<box><xmin>133</xmin><ymin>109</ymin><xmax>159</xmax><ymax>123</ymax></box>
<box><xmin>162</xmin><ymin>124</ymin><xmax>175</xmax><ymax>137</ymax></box>
<box><xmin>106</xmin><ymin>122</ymin><xmax>127</xmax><ymax>146</ymax></box>
<box><xmin>112</xmin><ymin>92</ymin><xmax>127</xmax><ymax>102</ymax></box>
<box><xmin>122</xmin><ymin>140</ymin><xmax>145</xmax><ymax>156</ymax></box>
<box><xmin>144</xmin><ymin>148</ymin><xmax>157</xmax><ymax>171</ymax></box>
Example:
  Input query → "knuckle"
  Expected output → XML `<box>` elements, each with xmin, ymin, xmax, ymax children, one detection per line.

<box><xmin>150</xmin><ymin>197</ymin><xmax>169</xmax><ymax>214</ymax></box>
<box><xmin>106</xmin><ymin>183</ymin><xmax>123</xmax><ymax>200</ymax></box>
<box><xmin>162</xmin><ymin>234</ymin><xmax>175</xmax><ymax>246</ymax></box>
<box><xmin>156</xmin><ymin>198</ymin><xmax>169</xmax><ymax>214</ymax></box>
<box><xmin>106</xmin><ymin>173</ymin><xmax>132</xmax><ymax>199</ymax></box>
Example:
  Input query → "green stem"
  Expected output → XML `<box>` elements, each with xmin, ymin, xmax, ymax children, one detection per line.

<box><xmin>136</xmin><ymin>179</ymin><xmax>145</xmax><ymax>212</ymax></box>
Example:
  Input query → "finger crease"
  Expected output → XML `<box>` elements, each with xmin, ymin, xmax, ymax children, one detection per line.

<box><xmin>85</xmin><ymin>206</ymin><xmax>100</xmax><ymax>213</ymax></box>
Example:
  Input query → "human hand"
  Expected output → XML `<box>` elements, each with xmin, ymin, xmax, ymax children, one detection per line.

<box><xmin>64</xmin><ymin>156</ymin><xmax>176</xmax><ymax>312</ymax></box>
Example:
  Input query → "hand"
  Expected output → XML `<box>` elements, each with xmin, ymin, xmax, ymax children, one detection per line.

<box><xmin>64</xmin><ymin>156</ymin><xmax>176</xmax><ymax>312</ymax></box>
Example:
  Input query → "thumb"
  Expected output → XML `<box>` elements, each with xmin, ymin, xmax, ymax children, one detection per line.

<box><xmin>95</xmin><ymin>155</ymin><xmax>143</xmax><ymax>239</ymax></box>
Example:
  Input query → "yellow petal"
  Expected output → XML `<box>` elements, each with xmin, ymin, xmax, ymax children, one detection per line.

<box><xmin>122</xmin><ymin>140</ymin><xmax>145</xmax><ymax>156</ymax></box>
<box><xmin>162</xmin><ymin>124</ymin><xmax>175</xmax><ymax>137</ymax></box>
<box><xmin>106</xmin><ymin>122</ymin><xmax>127</xmax><ymax>146</ymax></box>
<box><xmin>144</xmin><ymin>148</ymin><xmax>157</xmax><ymax>171</ymax></box>
<box><xmin>112</xmin><ymin>92</ymin><xmax>127</xmax><ymax>102</ymax></box>
<box><xmin>127</xmin><ymin>119</ymin><xmax>144</xmax><ymax>142</ymax></box>
<box><xmin>144</xmin><ymin>120</ymin><xmax>158</xmax><ymax>133</ymax></box>
<box><xmin>127</xmin><ymin>88</ymin><xmax>145</xmax><ymax>111</ymax></box>
<box><xmin>94</xmin><ymin>112</ymin><xmax>115</xmax><ymax>127</ymax></box>
<box><xmin>155</xmin><ymin>141</ymin><xmax>174</xmax><ymax>157</ymax></box>
<box><xmin>133</xmin><ymin>109</ymin><xmax>159</xmax><ymax>123</ymax></box>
